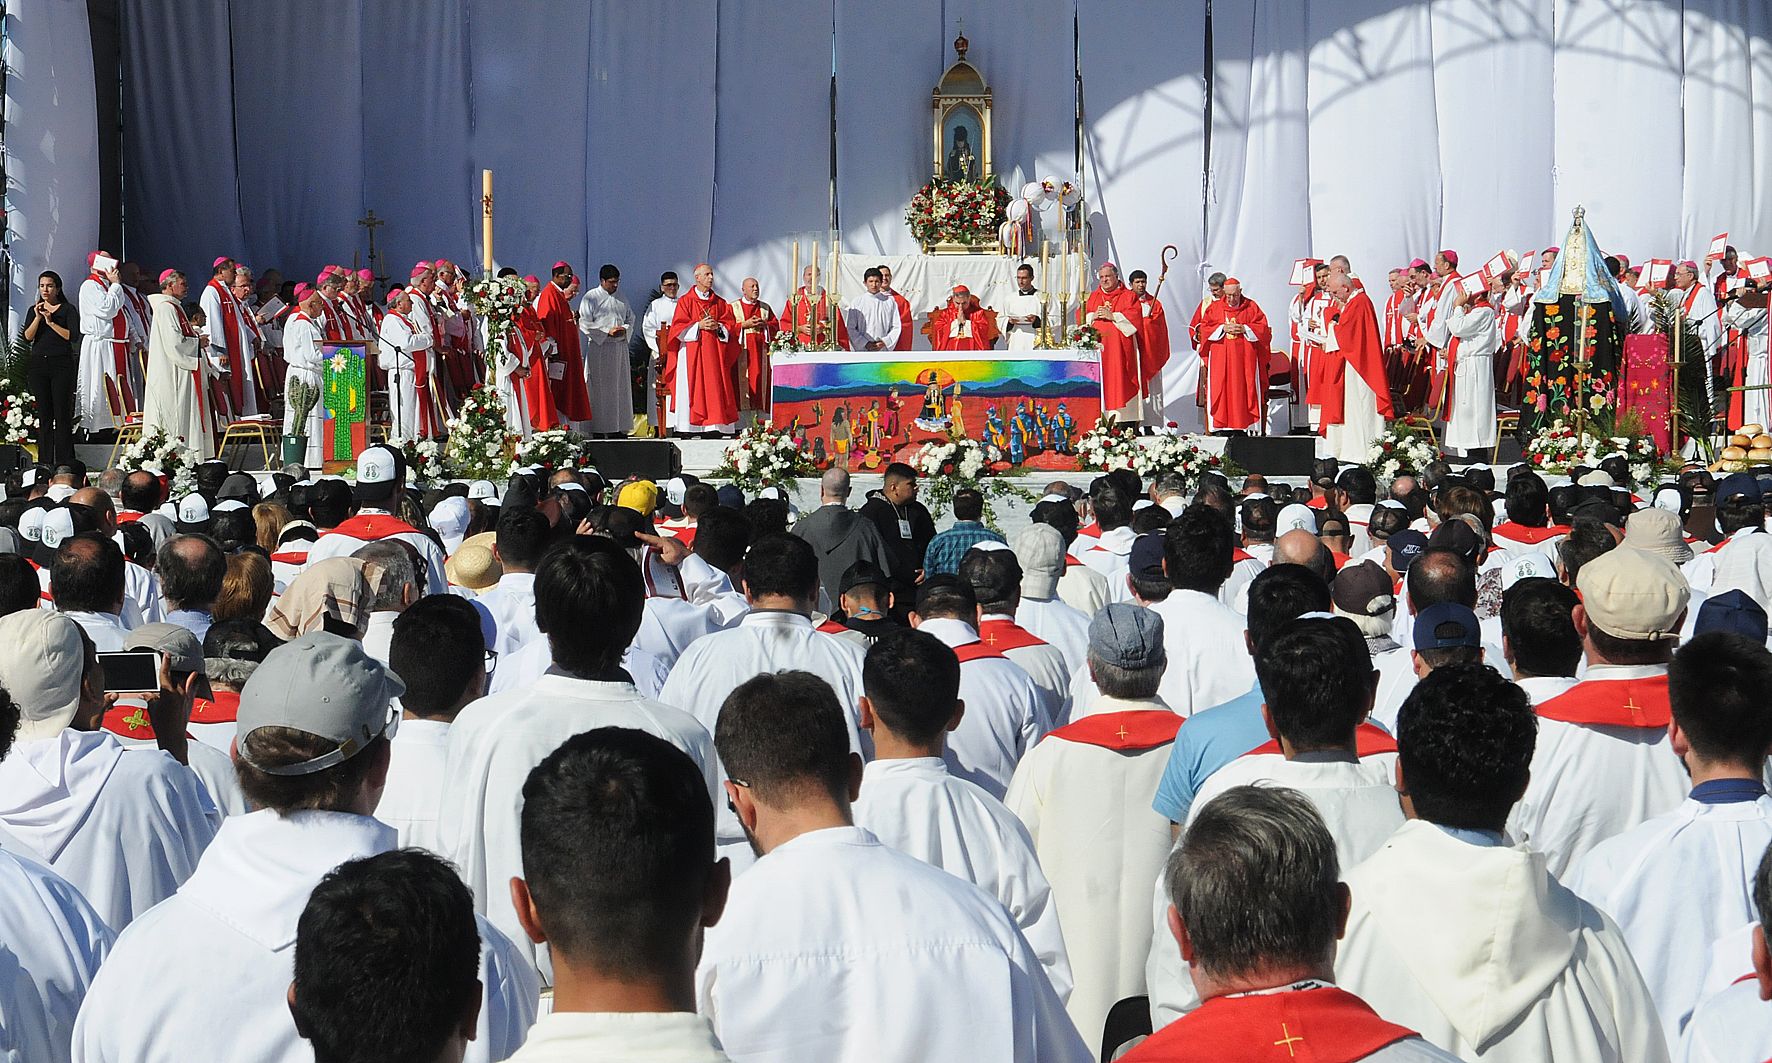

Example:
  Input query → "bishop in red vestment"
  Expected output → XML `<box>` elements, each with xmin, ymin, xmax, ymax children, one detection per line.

<box><xmin>926</xmin><ymin>286</ymin><xmax>999</xmax><ymax>351</ymax></box>
<box><xmin>515</xmin><ymin>302</ymin><xmax>560</xmax><ymax>432</ymax></box>
<box><xmin>1129</xmin><ymin>270</ymin><xmax>1172</xmax><ymax>390</ymax></box>
<box><xmin>731</xmin><ymin>277</ymin><xmax>778</xmax><ymax>411</ymax></box>
<box><xmin>1087</xmin><ymin>264</ymin><xmax>1145</xmax><ymax>416</ymax></box>
<box><xmin>1197</xmin><ymin>280</ymin><xmax>1272</xmax><ymax>433</ymax></box>
<box><xmin>537</xmin><ymin>263</ymin><xmax>594</xmax><ymax>422</ymax></box>
<box><xmin>780</xmin><ymin>266</ymin><xmax>848</xmax><ymax>349</ymax></box>
<box><xmin>664</xmin><ymin>264</ymin><xmax>741</xmax><ymax>433</ymax></box>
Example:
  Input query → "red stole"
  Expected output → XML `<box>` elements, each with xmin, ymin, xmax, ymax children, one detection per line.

<box><xmin>666</xmin><ymin>289</ymin><xmax>741</xmax><ymax>426</ymax></box>
<box><xmin>1319</xmin><ymin>290</ymin><xmax>1393</xmax><ymax>432</ymax></box>
<box><xmin>406</xmin><ymin>298</ymin><xmax>441</xmax><ymax>438</ymax></box>
<box><xmin>96</xmin><ymin>274</ymin><xmax>138</xmax><ymax>409</ymax></box>
<box><xmin>1136</xmin><ymin>293</ymin><xmax>1171</xmax><ymax>381</ymax></box>
<box><xmin>815</xmin><ymin>618</ymin><xmax>847</xmax><ymax>635</ymax></box>
<box><xmin>207</xmin><ymin>279</ymin><xmax>249</xmax><ymax>411</ymax></box>
<box><xmin>1088</xmin><ymin>285</ymin><xmax>1143</xmax><ymax>410</ymax></box>
<box><xmin>172</xmin><ymin>301</ymin><xmax>207</xmax><ymax>439</ymax></box>
<box><xmin>977</xmin><ymin>618</ymin><xmax>1048</xmax><ymax>652</ymax></box>
<box><xmin>1535</xmin><ymin>673</ymin><xmax>1671</xmax><ymax>728</ymax></box>
<box><xmin>323</xmin><ymin>513</ymin><xmax>421</xmax><ymax>543</ymax></box>
<box><xmin>1046</xmin><ymin>709</ymin><xmax>1181</xmax><ymax>752</ymax></box>
<box><xmin>1491</xmin><ymin>521</ymin><xmax>1562</xmax><ymax>545</ymax></box>
<box><xmin>190</xmin><ymin>689</ymin><xmax>241</xmax><ymax>724</ymax></box>
<box><xmin>1245</xmin><ymin>722</ymin><xmax>1399</xmax><ymax>759</ymax></box>
<box><xmin>888</xmin><ymin>290</ymin><xmax>913</xmax><ymax>350</ymax></box>
<box><xmin>538</xmin><ymin>282</ymin><xmax>592</xmax><ymax>421</ymax></box>
<box><xmin>1684</xmin><ymin>283</ymin><xmax>1704</xmax><ymax>317</ymax></box>
<box><xmin>1119</xmin><ymin>986</ymin><xmax>1416</xmax><ymax>1063</ymax></box>
<box><xmin>952</xmin><ymin>641</ymin><xmax>1006</xmax><ymax>664</ymax></box>
<box><xmin>1382</xmin><ymin>289</ymin><xmax>1407</xmax><ymax>348</ymax></box>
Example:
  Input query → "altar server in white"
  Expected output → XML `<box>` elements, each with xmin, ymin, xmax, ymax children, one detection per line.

<box><xmin>441</xmin><ymin>540</ymin><xmax>716</xmax><ymax>984</ymax></box>
<box><xmin>0</xmin><ymin>842</ymin><xmax>113</xmax><ymax>1063</ymax></box>
<box><xmin>1147</xmin><ymin>616</ymin><xmax>1404</xmax><ymax>1026</ymax></box>
<box><xmin>909</xmin><ymin>576</ymin><xmax>1054</xmax><ymax>799</ymax></box>
<box><xmin>378</xmin><ymin>287</ymin><xmax>419</xmax><ymax>442</ymax></box>
<box><xmin>280</xmin><ymin>286</ymin><xmax>326</xmax><ymax>466</ymax></box>
<box><xmin>657</xmin><ymin>533</ymin><xmax>866</xmax><ymax>860</ymax></box>
<box><xmin>1004</xmin><ymin>262</ymin><xmax>1044</xmax><ymax>351</ymax></box>
<box><xmin>845</xmin><ymin>266</ymin><xmax>902</xmax><ymax>352</ymax></box>
<box><xmin>850</xmin><ymin>629</ymin><xmax>1072</xmax><ymax>999</ymax></box>
<box><xmin>1676</xmin><ymin>846</ymin><xmax>1772</xmax><ymax>1062</ymax></box>
<box><xmin>1439</xmin><ymin>278</ymin><xmax>1499</xmax><ymax>454</ymax></box>
<box><xmin>1508</xmin><ymin>547</ymin><xmax>1691</xmax><ymax>876</ymax></box>
<box><xmin>1148</xmin><ymin>508</ymin><xmax>1255</xmax><ymax>716</ymax></box>
<box><xmin>1567</xmin><ymin>632</ymin><xmax>1772</xmax><ymax>1051</ymax></box>
<box><xmin>0</xmin><ymin>611</ymin><xmax>216</xmax><ymax>934</ymax></box>
<box><xmin>1006</xmin><ymin>603</ymin><xmax>1180</xmax><ymax>1048</ymax></box>
<box><xmin>142</xmin><ymin>269</ymin><xmax>214</xmax><ymax>459</ymax></box>
<box><xmin>698</xmin><ymin>670</ymin><xmax>1090</xmax><ymax>1063</ymax></box>
<box><xmin>577</xmin><ymin>263</ymin><xmax>636</xmax><ymax>435</ymax></box>
<box><xmin>71</xmin><ymin>633</ymin><xmax>540</xmax><ymax>1063</ymax></box>
<box><xmin>76</xmin><ymin>251</ymin><xmax>133</xmax><ymax>431</ymax></box>
<box><xmin>1337</xmin><ymin>664</ymin><xmax>1670</xmax><ymax>1063</ymax></box>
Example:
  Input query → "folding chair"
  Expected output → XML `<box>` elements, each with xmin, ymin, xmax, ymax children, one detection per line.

<box><xmin>104</xmin><ymin>377</ymin><xmax>143</xmax><ymax>468</ymax></box>
<box><xmin>1492</xmin><ymin>408</ymin><xmax>1521</xmax><ymax>464</ymax></box>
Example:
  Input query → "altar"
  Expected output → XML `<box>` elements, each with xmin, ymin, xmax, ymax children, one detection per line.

<box><xmin>770</xmin><ymin>347</ymin><xmax>1102</xmax><ymax>471</ymax></box>
<box><xmin>832</xmin><ymin>252</ymin><xmax>1087</xmax><ymax>349</ymax></box>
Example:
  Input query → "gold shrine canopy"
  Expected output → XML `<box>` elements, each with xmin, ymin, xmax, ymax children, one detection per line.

<box><xmin>932</xmin><ymin>31</ymin><xmax>992</xmax><ymax>184</ymax></box>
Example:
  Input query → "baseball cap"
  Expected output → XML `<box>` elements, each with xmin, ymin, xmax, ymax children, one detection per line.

<box><xmin>1331</xmin><ymin>560</ymin><xmax>1395</xmax><ymax>618</ymax></box>
<box><xmin>1013</xmin><ymin>524</ymin><xmax>1065</xmax><ymax>599</ymax></box>
<box><xmin>354</xmin><ymin>445</ymin><xmax>406</xmax><ymax>505</ymax></box>
<box><xmin>1088</xmin><ymin>602</ymin><xmax>1166</xmax><ymax>671</ymax></box>
<box><xmin>1695</xmin><ymin>589</ymin><xmax>1771</xmax><ymax>641</ymax></box>
<box><xmin>217</xmin><ymin>472</ymin><xmax>258</xmax><ymax>503</ymax></box>
<box><xmin>1413</xmin><ymin>601</ymin><xmax>1480</xmax><ymax>649</ymax></box>
<box><xmin>124</xmin><ymin>623</ymin><xmax>204</xmax><ymax>675</ymax></box>
<box><xmin>1387</xmin><ymin>529</ymin><xmax>1429</xmax><ymax>571</ymax></box>
<box><xmin>175</xmin><ymin>493</ymin><xmax>212</xmax><ymax>532</ymax></box>
<box><xmin>1575</xmin><ymin>546</ymin><xmax>1690</xmax><ymax>641</ymax></box>
<box><xmin>839</xmin><ymin>559</ymin><xmax>890</xmax><ymax>596</ymax></box>
<box><xmin>428</xmin><ymin>496</ymin><xmax>471</xmax><ymax>554</ymax></box>
<box><xmin>1716</xmin><ymin>472</ymin><xmax>1763</xmax><ymax>504</ymax></box>
<box><xmin>1427</xmin><ymin>520</ymin><xmax>1484</xmax><ymax>564</ymax></box>
<box><xmin>1277</xmin><ymin>502</ymin><xmax>1317</xmax><ymax>535</ymax></box>
<box><xmin>466</xmin><ymin>480</ymin><xmax>500</xmax><ymax>503</ymax></box>
<box><xmin>0</xmin><ymin>611</ymin><xmax>86</xmax><ymax>741</ymax></box>
<box><xmin>235</xmin><ymin>632</ymin><xmax>405</xmax><ymax>775</ymax></box>
<box><xmin>38</xmin><ymin>507</ymin><xmax>76</xmax><ymax>550</ymax></box>
<box><xmin>715</xmin><ymin>485</ymin><xmax>746</xmax><ymax>509</ymax></box>
<box><xmin>1129</xmin><ymin>532</ymin><xmax>1167</xmax><ymax>580</ymax></box>
<box><xmin>616</xmin><ymin>480</ymin><xmax>659</xmax><ymax>517</ymax></box>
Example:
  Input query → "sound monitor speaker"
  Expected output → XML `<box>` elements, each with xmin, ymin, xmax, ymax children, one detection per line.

<box><xmin>584</xmin><ymin>440</ymin><xmax>682</xmax><ymax>482</ymax></box>
<box><xmin>1222</xmin><ymin>434</ymin><xmax>1317</xmax><ymax>478</ymax></box>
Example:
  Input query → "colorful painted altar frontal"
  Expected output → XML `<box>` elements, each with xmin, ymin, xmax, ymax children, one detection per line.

<box><xmin>769</xmin><ymin>348</ymin><xmax>1102</xmax><ymax>471</ymax></box>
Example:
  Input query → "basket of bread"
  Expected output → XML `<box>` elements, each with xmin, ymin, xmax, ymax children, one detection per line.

<box><xmin>1715</xmin><ymin>423</ymin><xmax>1772</xmax><ymax>471</ymax></box>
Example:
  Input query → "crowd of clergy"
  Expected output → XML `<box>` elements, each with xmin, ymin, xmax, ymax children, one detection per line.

<box><xmin>6</xmin><ymin>416</ymin><xmax>1772</xmax><ymax>1063</ymax></box>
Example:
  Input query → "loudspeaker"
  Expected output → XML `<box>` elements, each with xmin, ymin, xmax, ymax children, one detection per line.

<box><xmin>585</xmin><ymin>440</ymin><xmax>682</xmax><ymax>482</ymax></box>
<box><xmin>1223</xmin><ymin>434</ymin><xmax>1317</xmax><ymax>477</ymax></box>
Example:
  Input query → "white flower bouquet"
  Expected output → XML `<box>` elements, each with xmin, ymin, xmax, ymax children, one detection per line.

<box><xmin>1364</xmin><ymin>425</ymin><xmax>1441</xmax><ymax>485</ymax></box>
<box><xmin>464</xmin><ymin>275</ymin><xmax>530</xmax><ymax>358</ymax></box>
<box><xmin>1075</xmin><ymin>415</ymin><xmax>1141</xmax><ymax>472</ymax></box>
<box><xmin>909</xmin><ymin>427</ymin><xmax>1031</xmax><ymax>528</ymax></box>
<box><xmin>1523</xmin><ymin>419</ymin><xmax>1662</xmax><ymax>490</ymax></box>
<box><xmin>710</xmin><ymin>421</ymin><xmax>818</xmax><ymax>495</ymax></box>
<box><xmin>119</xmin><ymin>426</ymin><xmax>197</xmax><ymax>498</ymax></box>
<box><xmin>0</xmin><ymin>392</ymin><xmax>38</xmax><ymax>447</ymax></box>
<box><xmin>512</xmin><ymin>428</ymin><xmax>590</xmax><ymax>476</ymax></box>
<box><xmin>442</xmin><ymin>385</ymin><xmax>514</xmax><ymax>481</ymax></box>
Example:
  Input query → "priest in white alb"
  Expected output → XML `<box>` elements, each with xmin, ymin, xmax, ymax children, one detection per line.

<box><xmin>280</xmin><ymin>286</ymin><xmax>326</xmax><ymax>466</ymax></box>
<box><xmin>76</xmin><ymin>251</ymin><xmax>135</xmax><ymax>431</ymax></box>
<box><xmin>1439</xmin><ymin>276</ymin><xmax>1499</xmax><ymax>455</ymax></box>
<box><xmin>849</xmin><ymin>629</ymin><xmax>1073</xmax><ymax>1000</ymax></box>
<box><xmin>576</xmin><ymin>263</ymin><xmax>636</xmax><ymax>436</ymax></box>
<box><xmin>1722</xmin><ymin>282</ymin><xmax>1771</xmax><ymax>431</ymax></box>
<box><xmin>1004</xmin><ymin>262</ymin><xmax>1044</xmax><ymax>351</ymax></box>
<box><xmin>1336</xmin><ymin>664</ymin><xmax>1670</xmax><ymax>1062</ymax></box>
<box><xmin>377</xmin><ymin>288</ymin><xmax>419</xmax><ymax>443</ymax></box>
<box><xmin>143</xmin><ymin>269</ymin><xmax>215</xmax><ymax>458</ymax></box>
<box><xmin>198</xmin><ymin>256</ymin><xmax>259</xmax><ymax>418</ymax></box>
<box><xmin>845</xmin><ymin>267</ymin><xmax>903</xmax><ymax>352</ymax></box>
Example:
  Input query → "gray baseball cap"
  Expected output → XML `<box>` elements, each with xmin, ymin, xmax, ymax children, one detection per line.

<box><xmin>236</xmin><ymin>632</ymin><xmax>405</xmax><ymax>776</ymax></box>
<box><xmin>124</xmin><ymin>623</ymin><xmax>204</xmax><ymax>675</ymax></box>
<box><xmin>1088</xmin><ymin>602</ymin><xmax>1166</xmax><ymax>671</ymax></box>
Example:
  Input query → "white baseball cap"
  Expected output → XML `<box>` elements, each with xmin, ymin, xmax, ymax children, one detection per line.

<box><xmin>39</xmin><ymin>508</ymin><xmax>75</xmax><ymax>550</ymax></box>
<box><xmin>467</xmin><ymin>480</ymin><xmax>499</xmax><ymax>502</ymax></box>
<box><xmin>0</xmin><ymin>612</ymin><xmax>87</xmax><ymax>741</ymax></box>
<box><xmin>354</xmin><ymin>445</ymin><xmax>405</xmax><ymax>504</ymax></box>
<box><xmin>17</xmin><ymin>507</ymin><xmax>46</xmax><ymax>543</ymax></box>
<box><xmin>176</xmin><ymin>494</ymin><xmax>211</xmax><ymax>526</ymax></box>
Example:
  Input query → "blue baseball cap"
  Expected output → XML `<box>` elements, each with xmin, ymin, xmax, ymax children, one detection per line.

<box><xmin>1388</xmin><ymin>529</ymin><xmax>1429</xmax><ymax>571</ymax></box>
<box><xmin>1716</xmin><ymin>472</ymin><xmax>1763</xmax><ymax>504</ymax></box>
<box><xmin>1695</xmin><ymin>589</ymin><xmax>1770</xmax><ymax>642</ymax></box>
<box><xmin>1413</xmin><ymin>601</ymin><xmax>1480</xmax><ymax>649</ymax></box>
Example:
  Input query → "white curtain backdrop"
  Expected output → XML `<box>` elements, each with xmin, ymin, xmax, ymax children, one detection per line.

<box><xmin>14</xmin><ymin>1</ymin><xmax>1772</xmax><ymax>354</ymax></box>
<box><xmin>4</xmin><ymin>0</ymin><xmax>102</xmax><ymax>329</ymax></box>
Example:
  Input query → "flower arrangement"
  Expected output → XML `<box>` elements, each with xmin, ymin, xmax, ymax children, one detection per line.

<box><xmin>1136</xmin><ymin>432</ymin><xmax>1228</xmax><ymax>489</ymax></box>
<box><xmin>400</xmin><ymin>438</ymin><xmax>446</xmax><ymax>483</ymax></box>
<box><xmin>442</xmin><ymin>385</ymin><xmax>514</xmax><ymax>481</ymax></box>
<box><xmin>710</xmin><ymin>421</ymin><xmax>819</xmax><ymax>496</ymax></box>
<box><xmin>119</xmin><ymin>426</ymin><xmax>197</xmax><ymax>498</ymax></box>
<box><xmin>512</xmin><ymin>428</ymin><xmax>590</xmax><ymax>475</ymax></box>
<box><xmin>1075</xmin><ymin>415</ymin><xmax>1142</xmax><ymax>472</ymax></box>
<box><xmin>1065</xmin><ymin>321</ymin><xmax>1101</xmax><ymax>350</ymax></box>
<box><xmin>906</xmin><ymin>177</ymin><xmax>1011</xmax><ymax>248</ymax></box>
<box><xmin>1364</xmin><ymin>425</ymin><xmax>1441</xmax><ymax>483</ymax></box>
<box><xmin>0</xmin><ymin>390</ymin><xmax>37</xmax><ymax>447</ymax></box>
<box><xmin>909</xmin><ymin>427</ymin><xmax>1032</xmax><ymax>528</ymax></box>
<box><xmin>464</xmin><ymin>274</ymin><xmax>530</xmax><ymax>357</ymax></box>
<box><xmin>1523</xmin><ymin>418</ymin><xmax>1661</xmax><ymax>489</ymax></box>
